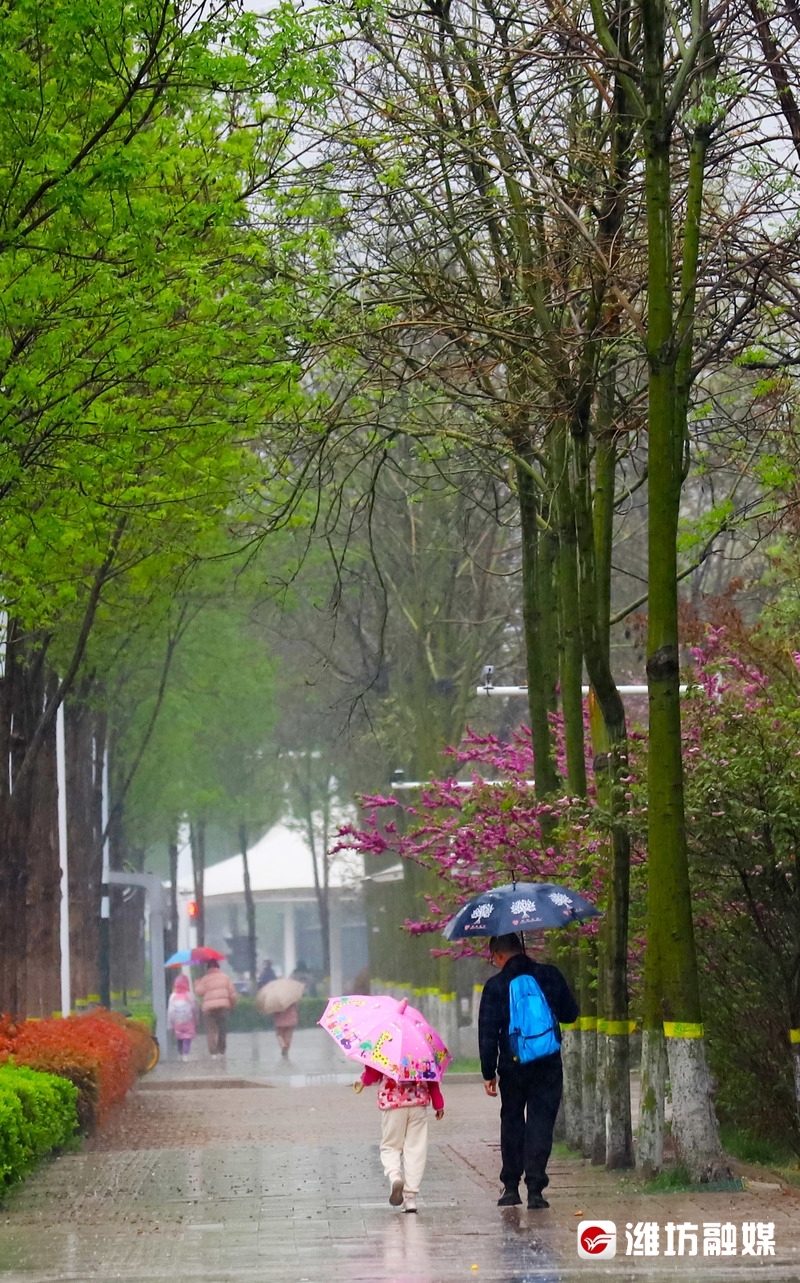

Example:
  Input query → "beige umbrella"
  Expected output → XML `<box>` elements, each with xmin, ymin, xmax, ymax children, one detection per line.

<box><xmin>256</xmin><ymin>976</ymin><xmax>305</xmax><ymax>1015</ymax></box>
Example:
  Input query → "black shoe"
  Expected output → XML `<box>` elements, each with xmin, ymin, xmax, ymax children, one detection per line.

<box><xmin>497</xmin><ymin>1186</ymin><xmax>522</xmax><ymax>1206</ymax></box>
<box><xmin>527</xmin><ymin>1192</ymin><xmax>549</xmax><ymax>1210</ymax></box>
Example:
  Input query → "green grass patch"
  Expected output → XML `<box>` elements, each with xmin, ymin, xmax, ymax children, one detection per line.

<box><xmin>641</xmin><ymin>1165</ymin><xmax>693</xmax><ymax>1193</ymax></box>
<box><xmin>551</xmin><ymin>1140</ymin><xmax>583</xmax><ymax>1158</ymax></box>
<box><xmin>720</xmin><ymin>1126</ymin><xmax>797</xmax><ymax>1169</ymax></box>
<box><xmin>447</xmin><ymin>1057</ymin><xmax>481</xmax><ymax>1074</ymax></box>
<box><xmin>627</xmin><ymin>1165</ymin><xmax>745</xmax><ymax>1195</ymax></box>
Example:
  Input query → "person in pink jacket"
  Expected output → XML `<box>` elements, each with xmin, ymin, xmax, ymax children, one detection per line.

<box><xmin>193</xmin><ymin>960</ymin><xmax>237</xmax><ymax>1057</ymax></box>
<box><xmin>273</xmin><ymin>1002</ymin><xmax>299</xmax><ymax>1059</ymax></box>
<box><xmin>167</xmin><ymin>973</ymin><xmax>198</xmax><ymax>1061</ymax></box>
<box><xmin>356</xmin><ymin>1067</ymin><xmax>445</xmax><ymax>1213</ymax></box>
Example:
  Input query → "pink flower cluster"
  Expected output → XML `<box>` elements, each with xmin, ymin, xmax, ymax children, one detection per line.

<box><xmin>336</xmin><ymin>726</ymin><xmax>604</xmax><ymax>950</ymax></box>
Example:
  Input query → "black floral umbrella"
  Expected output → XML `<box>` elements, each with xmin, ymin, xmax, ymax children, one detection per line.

<box><xmin>442</xmin><ymin>881</ymin><xmax>600</xmax><ymax>940</ymax></box>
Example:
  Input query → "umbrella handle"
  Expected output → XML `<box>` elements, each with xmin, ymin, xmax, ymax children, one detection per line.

<box><xmin>353</xmin><ymin>1080</ymin><xmax>364</xmax><ymax>1094</ymax></box>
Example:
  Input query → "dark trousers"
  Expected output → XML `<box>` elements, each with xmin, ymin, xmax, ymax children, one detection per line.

<box><xmin>498</xmin><ymin>1054</ymin><xmax>563</xmax><ymax>1194</ymax></box>
<box><xmin>204</xmin><ymin>1009</ymin><xmax>228</xmax><ymax>1054</ymax></box>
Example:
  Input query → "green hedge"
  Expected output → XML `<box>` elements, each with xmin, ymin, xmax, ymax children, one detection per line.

<box><xmin>120</xmin><ymin>994</ymin><xmax>329</xmax><ymax>1037</ymax></box>
<box><xmin>226</xmin><ymin>995</ymin><xmax>327</xmax><ymax>1032</ymax></box>
<box><xmin>0</xmin><ymin>1065</ymin><xmax>78</xmax><ymax>1189</ymax></box>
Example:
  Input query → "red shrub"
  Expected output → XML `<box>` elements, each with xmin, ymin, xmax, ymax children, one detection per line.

<box><xmin>0</xmin><ymin>1010</ymin><xmax>147</xmax><ymax>1130</ymax></box>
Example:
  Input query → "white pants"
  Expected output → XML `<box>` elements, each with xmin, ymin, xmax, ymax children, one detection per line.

<box><xmin>379</xmin><ymin>1106</ymin><xmax>429</xmax><ymax>1196</ymax></box>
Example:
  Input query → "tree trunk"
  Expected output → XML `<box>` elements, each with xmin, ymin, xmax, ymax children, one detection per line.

<box><xmin>558</xmin><ymin>945</ymin><xmax>583</xmax><ymax>1151</ymax></box>
<box><xmin>554</xmin><ymin>421</ymin><xmax>587</xmax><ymax>800</ymax></box>
<box><xmin>0</xmin><ymin>623</ymin><xmax>57</xmax><ymax>1017</ymax></box>
<box><xmin>579</xmin><ymin>938</ymin><xmax>598</xmax><ymax>1159</ymax></box>
<box><xmin>641</xmin><ymin>0</ymin><xmax>728</xmax><ymax>1180</ymax></box>
<box><xmin>0</xmin><ymin>627</ymin><xmax>30</xmax><ymax>1017</ymax></box>
<box><xmin>240</xmin><ymin>822</ymin><xmax>258</xmax><ymax>992</ymax></box>
<box><xmin>516</xmin><ymin>450</ymin><xmax>559</xmax><ymax>797</ymax></box>
<box><xmin>66</xmin><ymin>696</ymin><xmax>102</xmax><ymax>1006</ymax></box>
<box><xmin>590</xmin><ymin>693</ymin><xmax>634</xmax><ymax>1169</ymax></box>
<box><xmin>24</xmin><ymin>674</ymin><xmax>61</xmax><ymax>1019</ymax></box>
<box><xmin>667</xmin><ymin>1036</ymin><xmax>727</xmax><ymax>1180</ymax></box>
<box><xmin>592</xmin><ymin>1031</ymin><xmax>608</xmax><ymax>1165</ymax></box>
<box><xmin>605</xmin><ymin>1030</ymin><xmax>634</xmax><ymax>1168</ymax></box>
<box><xmin>791</xmin><ymin>1038</ymin><xmax>800</xmax><ymax>1133</ymax></box>
<box><xmin>576</xmin><ymin>412</ymin><xmax>634</xmax><ymax>1170</ymax></box>
<box><xmin>190</xmin><ymin>820</ymin><xmax>206</xmax><ymax>947</ymax></box>
<box><xmin>638</xmin><ymin>1028</ymin><xmax>667</xmax><ymax>1177</ymax></box>
<box><xmin>562</xmin><ymin>1027</ymin><xmax>584</xmax><ymax>1151</ymax></box>
<box><xmin>638</xmin><ymin>886</ymin><xmax>665</xmax><ymax>1173</ymax></box>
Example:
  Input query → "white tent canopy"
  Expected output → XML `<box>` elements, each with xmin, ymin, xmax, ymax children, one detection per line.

<box><xmin>176</xmin><ymin>820</ymin><xmax>362</xmax><ymax>992</ymax></box>
<box><xmin>201</xmin><ymin>821</ymin><xmax>359</xmax><ymax>897</ymax></box>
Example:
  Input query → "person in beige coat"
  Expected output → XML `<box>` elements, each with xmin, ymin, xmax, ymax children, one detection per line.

<box><xmin>194</xmin><ymin>960</ymin><xmax>237</xmax><ymax>1056</ymax></box>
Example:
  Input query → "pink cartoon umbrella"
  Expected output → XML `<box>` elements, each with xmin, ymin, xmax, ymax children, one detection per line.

<box><xmin>318</xmin><ymin>994</ymin><xmax>452</xmax><ymax>1082</ymax></box>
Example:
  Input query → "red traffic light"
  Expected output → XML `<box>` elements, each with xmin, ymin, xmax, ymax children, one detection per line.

<box><xmin>187</xmin><ymin>900</ymin><xmax>198</xmax><ymax>918</ymax></box>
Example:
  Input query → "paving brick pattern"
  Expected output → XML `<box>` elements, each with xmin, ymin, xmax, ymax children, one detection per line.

<box><xmin>0</xmin><ymin>1033</ymin><xmax>798</xmax><ymax>1281</ymax></box>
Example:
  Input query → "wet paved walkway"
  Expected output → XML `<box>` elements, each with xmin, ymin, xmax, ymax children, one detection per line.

<box><xmin>0</xmin><ymin>1032</ymin><xmax>799</xmax><ymax>1282</ymax></box>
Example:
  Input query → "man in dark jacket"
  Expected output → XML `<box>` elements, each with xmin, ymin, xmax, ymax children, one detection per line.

<box><xmin>479</xmin><ymin>932</ymin><xmax>578</xmax><ymax>1209</ymax></box>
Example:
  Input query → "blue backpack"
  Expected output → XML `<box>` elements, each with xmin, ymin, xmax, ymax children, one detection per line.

<box><xmin>508</xmin><ymin>972</ymin><xmax>561</xmax><ymax>1063</ymax></box>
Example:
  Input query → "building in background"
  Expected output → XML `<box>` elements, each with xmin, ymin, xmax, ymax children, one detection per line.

<box><xmin>180</xmin><ymin>822</ymin><xmax>366</xmax><ymax>995</ymax></box>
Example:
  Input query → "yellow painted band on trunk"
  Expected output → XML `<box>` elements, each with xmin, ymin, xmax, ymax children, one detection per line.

<box><xmin>578</xmin><ymin>1016</ymin><xmax>598</xmax><ymax>1031</ymax></box>
<box><xmin>663</xmin><ymin>1021</ymin><xmax>704</xmax><ymax>1038</ymax></box>
<box><xmin>560</xmin><ymin>1021</ymin><xmax>580</xmax><ymax>1032</ymax></box>
<box><xmin>789</xmin><ymin>1029</ymin><xmax>800</xmax><ymax>1044</ymax></box>
<box><xmin>600</xmin><ymin>1020</ymin><xmax>637</xmax><ymax>1035</ymax></box>
<box><xmin>87</xmin><ymin>994</ymin><xmax>100</xmax><ymax>1003</ymax></box>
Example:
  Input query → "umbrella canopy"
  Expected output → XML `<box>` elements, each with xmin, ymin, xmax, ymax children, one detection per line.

<box><xmin>165</xmin><ymin>946</ymin><xmax>226</xmax><ymax>967</ymax></box>
<box><xmin>443</xmin><ymin>882</ymin><xmax>600</xmax><ymax>940</ymax></box>
<box><xmin>319</xmin><ymin>994</ymin><xmax>452</xmax><ymax>1082</ymax></box>
<box><xmin>255</xmin><ymin>976</ymin><xmax>305</xmax><ymax>1014</ymax></box>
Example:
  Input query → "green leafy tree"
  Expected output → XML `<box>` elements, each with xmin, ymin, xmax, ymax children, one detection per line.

<box><xmin>683</xmin><ymin>636</ymin><xmax>800</xmax><ymax>1148</ymax></box>
<box><xmin>0</xmin><ymin>0</ymin><xmax>334</xmax><ymax>1016</ymax></box>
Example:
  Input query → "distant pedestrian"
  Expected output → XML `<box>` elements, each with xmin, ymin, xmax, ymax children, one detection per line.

<box><xmin>291</xmin><ymin>960</ymin><xmax>318</xmax><ymax>997</ymax></box>
<box><xmin>167</xmin><ymin>974</ymin><xmax>198</xmax><ymax>1061</ymax></box>
<box><xmin>257</xmin><ymin>959</ymin><xmax>277</xmax><ymax>988</ymax></box>
<box><xmin>273</xmin><ymin>1002</ymin><xmax>298</xmax><ymax>1059</ymax></box>
<box><xmin>479</xmin><ymin>932</ymin><xmax>578</xmax><ymax>1210</ymax></box>
<box><xmin>356</xmin><ymin>1067</ymin><xmax>445</xmax><ymax>1214</ymax></box>
<box><xmin>194</xmin><ymin>960</ymin><xmax>238</xmax><ymax>1057</ymax></box>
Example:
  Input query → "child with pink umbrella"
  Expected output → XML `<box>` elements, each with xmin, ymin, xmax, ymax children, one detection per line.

<box><xmin>319</xmin><ymin>994</ymin><xmax>450</xmax><ymax>1213</ymax></box>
